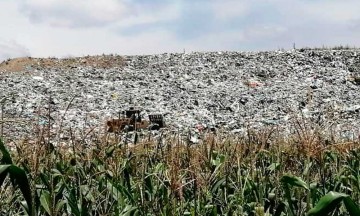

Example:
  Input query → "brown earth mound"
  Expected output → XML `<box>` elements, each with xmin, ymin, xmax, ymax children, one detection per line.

<box><xmin>0</xmin><ymin>55</ymin><xmax>126</xmax><ymax>73</ymax></box>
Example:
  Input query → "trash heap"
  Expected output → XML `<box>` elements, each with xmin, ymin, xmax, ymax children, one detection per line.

<box><xmin>0</xmin><ymin>49</ymin><xmax>359</xmax><ymax>141</ymax></box>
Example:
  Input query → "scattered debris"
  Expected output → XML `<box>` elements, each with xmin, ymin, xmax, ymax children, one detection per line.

<box><xmin>0</xmin><ymin>49</ymin><xmax>360</xmax><ymax>141</ymax></box>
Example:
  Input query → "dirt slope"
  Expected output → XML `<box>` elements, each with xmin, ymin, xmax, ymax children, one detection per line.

<box><xmin>0</xmin><ymin>55</ymin><xmax>126</xmax><ymax>73</ymax></box>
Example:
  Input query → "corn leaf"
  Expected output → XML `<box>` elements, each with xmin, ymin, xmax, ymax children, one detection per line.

<box><xmin>0</xmin><ymin>164</ymin><xmax>11</xmax><ymax>187</ymax></box>
<box><xmin>281</xmin><ymin>174</ymin><xmax>309</xmax><ymax>190</ymax></box>
<box><xmin>307</xmin><ymin>191</ymin><xmax>348</xmax><ymax>216</ymax></box>
<box><xmin>343</xmin><ymin>196</ymin><xmax>360</xmax><ymax>216</ymax></box>
<box><xmin>9</xmin><ymin>165</ymin><xmax>33</xmax><ymax>215</ymax></box>
<box><xmin>0</xmin><ymin>138</ymin><xmax>12</xmax><ymax>164</ymax></box>
<box><xmin>40</xmin><ymin>191</ymin><xmax>51</xmax><ymax>215</ymax></box>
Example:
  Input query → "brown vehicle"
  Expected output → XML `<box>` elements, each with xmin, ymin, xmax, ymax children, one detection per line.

<box><xmin>106</xmin><ymin>107</ymin><xmax>165</xmax><ymax>133</ymax></box>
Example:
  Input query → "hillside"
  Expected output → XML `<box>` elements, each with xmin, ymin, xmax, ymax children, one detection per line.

<box><xmin>0</xmin><ymin>49</ymin><xmax>359</xmax><ymax>142</ymax></box>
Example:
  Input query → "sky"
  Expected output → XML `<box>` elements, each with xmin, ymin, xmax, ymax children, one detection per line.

<box><xmin>1</xmin><ymin>0</ymin><xmax>360</xmax><ymax>61</ymax></box>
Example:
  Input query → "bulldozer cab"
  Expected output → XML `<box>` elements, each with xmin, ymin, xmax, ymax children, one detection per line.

<box><xmin>124</xmin><ymin>107</ymin><xmax>142</xmax><ymax>123</ymax></box>
<box><xmin>149</xmin><ymin>114</ymin><xmax>165</xmax><ymax>128</ymax></box>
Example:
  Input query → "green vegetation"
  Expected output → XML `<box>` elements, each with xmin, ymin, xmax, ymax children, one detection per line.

<box><xmin>0</xmin><ymin>126</ymin><xmax>359</xmax><ymax>215</ymax></box>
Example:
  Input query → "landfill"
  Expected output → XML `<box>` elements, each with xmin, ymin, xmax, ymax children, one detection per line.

<box><xmin>0</xmin><ymin>49</ymin><xmax>359</xmax><ymax>142</ymax></box>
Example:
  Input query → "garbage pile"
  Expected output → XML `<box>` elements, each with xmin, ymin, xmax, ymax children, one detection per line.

<box><xmin>0</xmin><ymin>49</ymin><xmax>359</xmax><ymax>141</ymax></box>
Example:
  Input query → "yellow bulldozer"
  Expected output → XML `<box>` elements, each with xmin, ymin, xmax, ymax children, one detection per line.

<box><xmin>106</xmin><ymin>107</ymin><xmax>165</xmax><ymax>133</ymax></box>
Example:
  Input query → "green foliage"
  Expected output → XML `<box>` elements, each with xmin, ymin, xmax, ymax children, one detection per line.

<box><xmin>308</xmin><ymin>192</ymin><xmax>360</xmax><ymax>216</ymax></box>
<box><xmin>281</xmin><ymin>175</ymin><xmax>309</xmax><ymax>190</ymax></box>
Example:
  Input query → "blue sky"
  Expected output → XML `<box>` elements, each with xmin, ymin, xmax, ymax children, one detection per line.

<box><xmin>1</xmin><ymin>0</ymin><xmax>360</xmax><ymax>60</ymax></box>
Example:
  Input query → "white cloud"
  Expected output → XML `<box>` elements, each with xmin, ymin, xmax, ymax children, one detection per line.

<box><xmin>211</xmin><ymin>0</ymin><xmax>251</xmax><ymax>21</ymax></box>
<box><xmin>0</xmin><ymin>39</ymin><xmax>30</xmax><ymax>61</ymax></box>
<box><xmin>114</xmin><ymin>2</ymin><xmax>180</xmax><ymax>29</ymax></box>
<box><xmin>302</xmin><ymin>1</ymin><xmax>360</xmax><ymax>23</ymax></box>
<box><xmin>243</xmin><ymin>25</ymin><xmax>287</xmax><ymax>40</ymax></box>
<box><xmin>7</xmin><ymin>24</ymin><xmax>186</xmax><ymax>57</ymax></box>
<box><xmin>268</xmin><ymin>0</ymin><xmax>360</xmax><ymax>25</ymax></box>
<box><xmin>0</xmin><ymin>0</ymin><xmax>358</xmax><ymax>59</ymax></box>
<box><xmin>184</xmin><ymin>30</ymin><xmax>246</xmax><ymax>52</ymax></box>
<box><xmin>19</xmin><ymin>0</ymin><xmax>181</xmax><ymax>29</ymax></box>
<box><xmin>20</xmin><ymin>0</ymin><xmax>131</xmax><ymax>28</ymax></box>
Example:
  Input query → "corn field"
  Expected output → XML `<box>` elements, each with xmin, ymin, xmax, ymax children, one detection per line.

<box><xmin>0</xmin><ymin>124</ymin><xmax>359</xmax><ymax>216</ymax></box>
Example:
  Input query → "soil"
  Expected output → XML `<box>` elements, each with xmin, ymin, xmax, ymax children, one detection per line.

<box><xmin>0</xmin><ymin>55</ymin><xmax>126</xmax><ymax>73</ymax></box>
